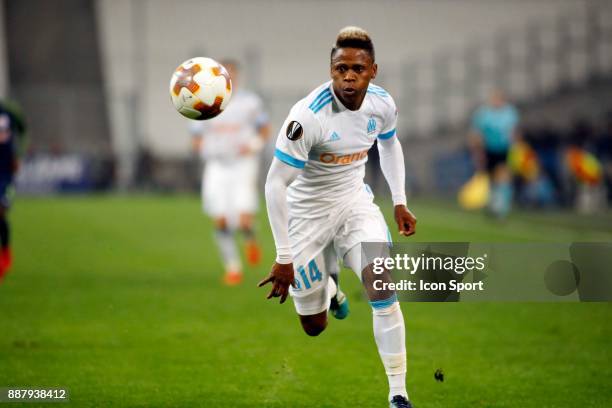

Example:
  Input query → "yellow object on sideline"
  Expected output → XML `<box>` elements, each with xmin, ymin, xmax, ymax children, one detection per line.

<box><xmin>458</xmin><ymin>172</ymin><xmax>490</xmax><ymax>210</ymax></box>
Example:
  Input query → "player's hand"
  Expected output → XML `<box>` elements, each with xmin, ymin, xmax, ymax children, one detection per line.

<box><xmin>258</xmin><ymin>262</ymin><xmax>296</xmax><ymax>304</ymax></box>
<box><xmin>394</xmin><ymin>205</ymin><xmax>417</xmax><ymax>237</ymax></box>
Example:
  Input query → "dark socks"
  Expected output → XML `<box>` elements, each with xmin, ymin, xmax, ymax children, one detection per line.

<box><xmin>241</xmin><ymin>227</ymin><xmax>255</xmax><ymax>241</ymax></box>
<box><xmin>0</xmin><ymin>216</ymin><xmax>8</xmax><ymax>248</ymax></box>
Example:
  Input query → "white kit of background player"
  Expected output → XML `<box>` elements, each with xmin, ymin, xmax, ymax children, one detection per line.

<box><xmin>190</xmin><ymin>61</ymin><xmax>270</xmax><ymax>285</ymax></box>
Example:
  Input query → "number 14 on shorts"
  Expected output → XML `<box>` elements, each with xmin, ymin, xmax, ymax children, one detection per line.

<box><xmin>294</xmin><ymin>259</ymin><xmax>322</xmax><ymax>290</ymax></box>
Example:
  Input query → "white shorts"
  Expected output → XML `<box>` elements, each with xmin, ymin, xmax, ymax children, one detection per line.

<box><xmin>288</xmin><ymin>185</ymin><xmax>391</xmax><ymax>315</ymax></box>
<box><xmin>202</xmin><ymin>158</ymin><xmax>258</xmax><ymax>218</ymax></box>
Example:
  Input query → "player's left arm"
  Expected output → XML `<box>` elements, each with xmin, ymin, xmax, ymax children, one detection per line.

<box><xmin>377</xmin><ymin>136</ymin><xmax>417</xmax><ymax>236</ymax></box>
<box><xmin>188</xmin><ymin>120</ymin><xmax>205</xmax><ymax>156</ymax></box>
<box><xmin>241</xmin><ymin>96</ymin><xmax>272</xmax><ymax>155</ymax></box>
<box><xmin>377</xmin><ymin>98</ymin><xmax>416</xmax><ymax>237</ymax></box>
<box><xmin>241</xmin><ymin>121</ymin><xmax>271</xmax><ymax>155</ymax></box>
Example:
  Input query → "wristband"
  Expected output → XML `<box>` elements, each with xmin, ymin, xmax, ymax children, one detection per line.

<box><xmin>275</xmin><ymin>247</ymin><xmax>293</xmax><ymax>264</ymax></box>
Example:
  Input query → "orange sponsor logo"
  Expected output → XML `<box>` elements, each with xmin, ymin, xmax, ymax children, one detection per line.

<box><xmin>319</xmin><ymin>149</ymin><xmax>369</xmax><ymax>165</ymax></box>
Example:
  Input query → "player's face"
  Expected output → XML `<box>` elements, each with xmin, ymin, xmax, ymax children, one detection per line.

<box><xmin>330</xmin><ymin>48</ymin><xmax>377</xmax><ymax>110</ymax></box>
<box><xmin>489</xmin><ymin>89</ymin><xmax>506</xmax><ymax>108</ymax></box>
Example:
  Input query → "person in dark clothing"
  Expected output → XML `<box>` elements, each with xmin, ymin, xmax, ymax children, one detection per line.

<box><xmin>0</xmin><ymin>107</ymin><xmax>21</xmax><ymax>280</ymax></box>
<box><xmin>596</xmin><ymin>112</ymin><xmax>612</xmax><ymax>204</ymax></box>
<box><xmin>469</xmin><ymin>89</ymin><xmax>520</xmax><ymax>218</ymax></box>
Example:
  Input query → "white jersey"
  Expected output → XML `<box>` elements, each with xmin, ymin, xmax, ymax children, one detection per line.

<box><xmin>274</xmin><ymin>81</ymin><xmax>398</xmax><ymax>219</ymax></box>
<box><xmin>190</xmin><ymin>89</ymin><xmax>268</xmax><ymax>162</ymax></box>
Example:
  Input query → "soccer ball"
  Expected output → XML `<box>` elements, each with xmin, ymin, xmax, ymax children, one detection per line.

<box><xmin>169</xmin><ymin>57</ymin><xmax>232</xmax><ymax>120</ymax></box>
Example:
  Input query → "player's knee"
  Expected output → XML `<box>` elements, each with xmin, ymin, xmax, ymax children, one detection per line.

<box><xmin>238</xmin><ymin>213</ymin><xmax>253</xmax><ymax>229</ymax></box>
<box><xmin>299</xmin><ymin>313</ymin><xmax>327</xmax><ymax>337</ymax></box>
<box><xmin>493</xmin><ymin>165</ymin><xmax>510</xmax><ymax>181</ymax></box>
<box><xmin>361</xmin><ymin>265</ymin><xmax>395</xmax><ymax>302</ymax></box>
<box><xmin>370</xmin><ymin>294</ymin><xmax>400</xmax><ymax>315</ymax></box>
<box><xmin>214</xmin><ymin>217</ymin><xmax>228</xmax><ymax>230</ymax></box>
<box><xmin>303</xmin><ymin>321</ymin><xmax>327</xmax><ymax>337</ymax></box>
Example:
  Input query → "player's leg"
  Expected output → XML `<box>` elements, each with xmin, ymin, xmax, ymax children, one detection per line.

<box><xmin>0</xmin><ymin>182</ymin><xmax>11</xmax><ymax>279</ymax></box>
<box><xmin>238</xmin><ymin>212</ymin><xmax>261</xmax><ymax>266</ymax></box>
<box><xmin>212</xmin><ymin>216</ymin><xmax>243</xmax><ymax>285</ymax></box>
<box><xmin>493</xmin><ymin>161</ymin><xmax>513</xmax><ymax>215</ymax></box>
<box><xmin>487</xmin><ymin>152</ymin><xmax>513</xmax><ymax>218</ymax></box>
<box><xmin>235</xmin><ymin>158</ymin><xmax>261</xmax><ymax>266</ymax></box>
<box><xmin>334</xmin><ymin>192</ymin><xmax>411</xmax><ymax>406</ymax></box>
<box><xmin>0</xmin><ymin>207</ymin><xmax>9</xmax><ymax>279</ymax></box>
<box><xmin>344</xmin><ymin>244</ymin><xmax>410</xmax><ymax>405</ymax></box>
<box><xmin>291</xmin><ymin>244</ymin><xmax>339</xmax><ymax>336</ymax></box>
<box><xmin>296</xmin><ymin>277</ymin><xmax>337</xmax><ymax>336</ymax></box>
<box><xmin>299</xmin><ymin>310</ymin><xmax>327</xmax><ymax>336</ymax></box>
<box><xmin>203</xmin><ymin>163</ymin><xmax>242</xmax><ymax>284</ymax></box>
<box><xmin>325</xmin><ymin>246</ymin><xmax>349</xmax><ymax>320</ymax></box>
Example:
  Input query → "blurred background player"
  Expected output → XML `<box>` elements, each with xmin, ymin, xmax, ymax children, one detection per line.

<box><xmin>469</xmin><ymin>89</ymin><xmax>520</xmax><ymax>218</ymax></box>
<box><xmin>259</xmin><ymin>27</ymin><xmax>417</xmax><ymax>408</ymax></box>
<box><xmin>190</xmin><ymin>60</ymin><xmax>271</xmax><ymax>285</ymax></box>
<box><xmin>0</xmin><ymin>103</ymin><xmax>24</xmax><ymax>281</ymax></box>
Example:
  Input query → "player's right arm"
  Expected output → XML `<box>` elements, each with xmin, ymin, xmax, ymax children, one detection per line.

<box><xmin>258</xmin><ymin>103</ymin><xmax>320</xmax><ymax>304</ymax></box>
<box><xmin>189</xmin><ymin>120</ymin><xmax>204</xmax><ymax>155</ymax></box>
<box><xmin>258</xmin><ymin>159</ymin><xmax>301</xmax><ymax>303</ymax></box>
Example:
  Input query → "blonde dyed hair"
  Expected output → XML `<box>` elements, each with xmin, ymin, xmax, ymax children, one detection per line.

<box><xmin>331</xmin><ymin>26</ymin><xmax>375</xmax><ymax>61</ymax></box>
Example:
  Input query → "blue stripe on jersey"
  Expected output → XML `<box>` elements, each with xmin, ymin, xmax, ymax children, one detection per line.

<box><xmin>274</xmin><ymin>148</ymin><xmax>306</xmax><ymax>169</ymax></box>
<box><xmin>370</xmin><ymin>84</ymin><xmax>387</xmax><ymax>93</ymax></box>
<box><xmin>369</xmin><ymin>293</ymin><xmax>398</xmax><ymax>309</ymax></box>
<box><xmin>367</xmin><ymin>90</ymin><xmax>388</xmax><ymax>97</ymax></box>
<box><xmin>310</xmin><ymin>95</ymin><xmax>333</xmax><ymax>113</ymax></box>
<box><xmin>378</xmin><ymin>128</ymin><xmax>396</xmax><ymax>140</ymax></box>
<box><xmin>308</xmin><ymin>88</ymin><xmax>331</xmax><ymax>110</ymax></box>
<box><xmin>367</xmin><ymin>85</ymin><xmax>389</xmax><ymax>97</ymax></box>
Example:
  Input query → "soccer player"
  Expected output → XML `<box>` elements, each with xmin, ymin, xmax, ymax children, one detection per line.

<box><xmin>0</xmin><ymin>106</ymin><xmax>20</xmax><ymax>281</ymax></box>
<box><xmin>190</xmin><ymin>60</ymin><xmax>271</xmax><ymax>285</ymax></box>
<box><xmin>469</xmin><ymin>89</ymin><xmax>520</xmax><ymax>218</ymax></box>
<box><xmin>259</xmin><ymin>27</ymin><xmax>417</xmax><ymax>408</ymax></box>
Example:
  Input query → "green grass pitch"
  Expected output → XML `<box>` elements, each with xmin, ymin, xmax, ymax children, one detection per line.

<box><xmin>0</xmin><ymin>195</ymin><xmax>611</xmax><ymax>407</ymax></box>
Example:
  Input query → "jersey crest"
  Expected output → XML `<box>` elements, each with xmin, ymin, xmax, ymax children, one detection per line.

<box><xmin>367</xmin><ymin>118</ymin><xmax>377</xmax><ymax>134</ymax></box>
